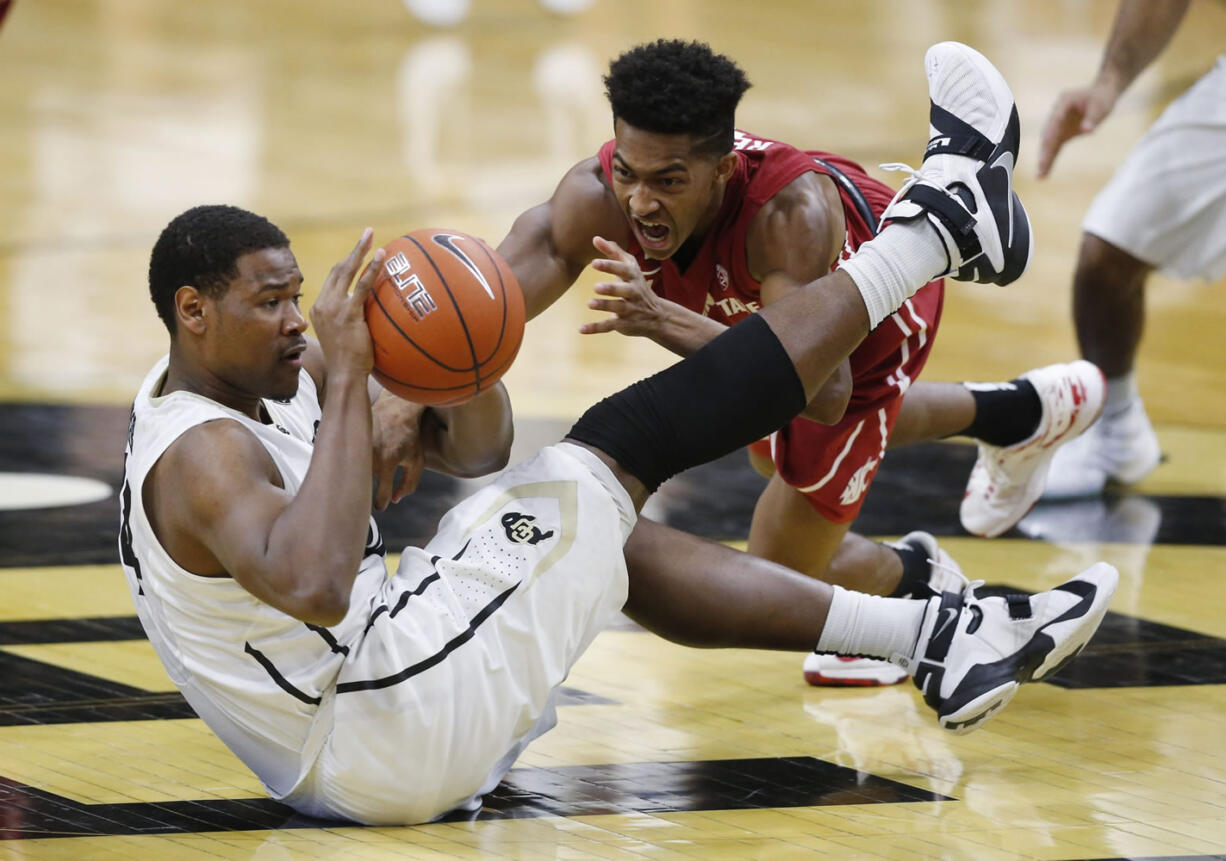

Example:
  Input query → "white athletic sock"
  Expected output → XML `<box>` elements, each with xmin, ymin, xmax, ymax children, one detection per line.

<box><xmin>838</xmin><ymin>220</ymin><xmax>947</xmax><ymax>329</ymax></box>
<box><xmin>815</xmin><ymin>585</ymin><xmax>930</xmax><ymax>664</ymax></box>
<box><xmin>1103</xmin><ymin>372</ymin><xmax>1139</xmax><ymax>418</ymax></box>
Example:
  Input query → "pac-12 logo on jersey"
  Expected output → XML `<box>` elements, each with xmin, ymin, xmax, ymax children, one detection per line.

<box><xmin>715</xmin><ymin>264</ymin><xmax>730</xmax><ymax>289</ymax></box>
<box><xmin>501</xmin><ymin>512</ymin><xmax>554</xmax><ymax>545</ymax></box>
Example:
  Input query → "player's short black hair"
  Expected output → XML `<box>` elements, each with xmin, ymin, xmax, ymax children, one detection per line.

<box><xmin>604</xmin><ymin>39</ymin><xmax>751</xmax><ymax>157</ymax></box>
<box><xmin>148</xmin><ymin>204</ymin><xmax>289</xmax><ymax>335</ymax></box>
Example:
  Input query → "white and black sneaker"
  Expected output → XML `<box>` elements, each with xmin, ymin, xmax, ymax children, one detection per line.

<box><xmin>894</xmin><ymin>562</ymin><xmax>1118</xmax><ymax>734</ymax></box>
<box><xmin>880</xmin><ymin>41</ymin><xmax>1032</xmax><ymax>286</ymax></box>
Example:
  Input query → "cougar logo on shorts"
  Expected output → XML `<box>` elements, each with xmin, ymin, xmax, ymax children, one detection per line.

<box><xmin>839</xmin><ymin>456</ymin><xmax>879</xmax><ymax>507</ymax></box>
<box><xmin>500</xmin><ymin>512</ymin><xmax>555</xmax><ymax>545</ymax></box>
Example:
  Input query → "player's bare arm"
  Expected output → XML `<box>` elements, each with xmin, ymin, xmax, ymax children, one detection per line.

<box><xmin>498</xmin><ymin>157</ymin><xmax>630</xmax><ymax>320</ymax></box>
<box><xmin>302</xmin><ymin>337</ymin><xmax>429</xmax><ymax>509</ymax></box>
<box><xmin>1038</xmin><ymin>0</ymin><xmax>1190</xmax><ymax>177</ymax></box>
<box><xmin>420</xmin><ymin>383</ymin><xmax>513</xmax><ymax>478</ymax></box>
<box><xmin>748</xmin><ymin>172</ymin><xmax>852</xmax><ymax>424</ymax></box>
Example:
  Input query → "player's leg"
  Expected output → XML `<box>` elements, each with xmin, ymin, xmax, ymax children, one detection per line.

<box><xmin>748</xmin><ymin>479</ymin><xmax>862</xmax><ymax>586</ymax></box>
<box><xmin>621</xmin><ymin>516</ymin><xmax>1119</xmax><ymax>734</ymax></box>
<box><xmin>1044</xmin><ymin>234</ymin><xmax>1160</xmax><ymax>498</ymax></box>
<box><xmin>882</xmin><ymin>355</ymin><xmax>1105</xmax><ymax>537</ymax></box>
<box><xmin>746</xmin><ymin>486</ymin><xmax>923</xmax><ymax>688</ymax></box>
<box><xmin>887</xmin><ymin>381</ymin><xmax>977</xmax><ymax>448</ymax></box>
<box><xmin>1073</xmin><ymin>233</ymin><xmax>1150</xmax><ymax>381</ymax></box>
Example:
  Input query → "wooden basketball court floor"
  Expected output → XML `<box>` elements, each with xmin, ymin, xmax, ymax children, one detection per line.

<box><xmin>3</xmin><ymin>0</ymin><xmax>1226</xmax><ymax>857</ymax></box>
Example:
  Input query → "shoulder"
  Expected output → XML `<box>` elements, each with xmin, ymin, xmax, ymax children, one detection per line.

<box><xmin>145</xmin><ymin>418</ymin><xmax>284</xmax><ymax>577</ymax></box>
<box><xmin>547</xmin><ymin>157</ymin><xmax>631</xmax><ymax>252</ymax></box>
<box><xmin>554</xmin><ymin>157</ymin><xmax>620</xmax><ymax>214</ymax></box>
<box><xmin>746</xmin><ymin>170</ymin><xmax>845</xmax><ymax>279</ymax></box>
<box><xmin>158</xmin><ymin>419</ymin><xmax>281</xmax><ymax>490</ymax></box>
<box><xmin>757</xmin><ymin>170</ymin><xmax>835</xmax><ymax>217</ymax></box>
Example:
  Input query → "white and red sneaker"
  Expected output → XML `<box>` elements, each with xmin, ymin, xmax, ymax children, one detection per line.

<box><xmin>961</xmin><ymin>360</ymin><xmax>1106</xmax><ymax>537</ymax></box>
<box><xmin>804</xmin><ymin>653</ymin><xmax>908</xmax><ymax>687</ymax></box>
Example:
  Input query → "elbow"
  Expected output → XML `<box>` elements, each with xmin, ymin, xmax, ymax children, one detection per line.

<box><xmin>286</xmin><ymin>580</ymin><xmax>351</xmax><ymax>627</ymax></box>
<box><xmin>806</xmin><ymin>405</ymin><xmax>847</xmax><ymax>426</ymax></box>
<box><xmin>297</xmin><ymin>592</ymin><xmax>350</xmax><ymax>627</ymax></box>
<box><xmin>801</xmin><ymin>395</ymin><xmax>850</xmax><ymax>426</ymax></box>
<box><xmin>485</xmin><ymin>432</ymin><xmax>514</xmax><ymax>473</ymax></box>
<box><xmin>449</xmin><ymin>433</ymin><xmax>513</xmax><ymax>478</ymax></box>
<box><xmin>802</xmin><ymin>382</ymin><xmax>852</xmax><ymax>426</ymax></box>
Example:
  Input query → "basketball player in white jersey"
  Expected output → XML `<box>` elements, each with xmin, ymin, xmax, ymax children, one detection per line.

<box><xmin>1037</xmin><ymin>0</ymin><xmax>1226</xmax><ymax>497</ymax></box>
<box><xmin>120</xmin><ymin>43</ymin><xmax>1118</xmax><ymax>825</ymax></box>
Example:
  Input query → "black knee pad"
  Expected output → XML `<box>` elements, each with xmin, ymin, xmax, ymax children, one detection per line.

<box><xmin>567</xmin><ymin>314</ymin><xmax>805</xmax><ymax>491</ymax></box>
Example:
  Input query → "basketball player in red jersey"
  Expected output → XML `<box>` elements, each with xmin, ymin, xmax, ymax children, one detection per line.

<box><xmin>497</xmin><ymin>40</ymin><xmax>1105</xmax><ymax>686</ymax></box>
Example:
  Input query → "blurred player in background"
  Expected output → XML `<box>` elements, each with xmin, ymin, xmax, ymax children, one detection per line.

<box><xmin>498</xmin><ymin>39</ymin><xmax>1103</xmax><ymax>687</ymax></box>
<box><xmin>1037</xmin><ymin>0</ymin><xmax>1225</xmax><ymax>497</ymax></box>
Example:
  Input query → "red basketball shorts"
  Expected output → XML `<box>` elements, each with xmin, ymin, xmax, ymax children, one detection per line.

<box><xmin>748</xmin><ymin>280</ymin><xmax>944</xmax><ymax>523</ymax></box>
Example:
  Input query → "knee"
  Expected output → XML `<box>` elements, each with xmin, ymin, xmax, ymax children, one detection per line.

<box><xmin>747</xmin><ymin>447</ymin><xmax>776</xmax><ymax>479</ymax></box>
<box><xmin>1075</xmin><ymin>233</ymin><xmax>1151</xmax><ymax>290</ymax></box>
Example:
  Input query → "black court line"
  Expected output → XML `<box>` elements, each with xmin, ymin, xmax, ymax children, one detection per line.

<box><xmin>5</xmin><ymin>595</ymin><xmax>1226</xmax><ymax>720</ymax></box>
<box><xmin>0</xmin><ymin>756</ymin><xmax>952</xmax><ymax>839</ymax></box>
<box><xmin>4</xmin><ymin>403</ymin><xmax>1226</xmax><ymax>568</ymax></box>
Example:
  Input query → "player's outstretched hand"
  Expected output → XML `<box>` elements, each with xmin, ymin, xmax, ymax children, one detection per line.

<box><xmin>1037</xmin><ymin>82</ymin><xmax>1119</xmax><ymax>178</ymax></box>
<box><xmin>583</xmin><ymin>236</ymin><xmax>676</xmax><ymax>338</ymax></box>
<box><xmin>310</xmin><ymin>228</ymin><xmax>385</xmax><ymax>379</ymax></box>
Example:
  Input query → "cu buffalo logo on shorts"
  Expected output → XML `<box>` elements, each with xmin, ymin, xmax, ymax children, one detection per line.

<box><xmin>501</xmin><ymin>512</ymin><xmax>555</xmax><ymax>545</ymax></box>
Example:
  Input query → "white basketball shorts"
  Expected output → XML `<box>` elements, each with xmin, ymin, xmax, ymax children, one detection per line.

<box><xmin>1083</xmin><ymin>56</ymin><xmax>1226</xmax><ymax>282</ymax></box>
<box><xmin>284</xmin><ymin>442</ymin><xmax>636</xmax><ymax>824</ymax></box>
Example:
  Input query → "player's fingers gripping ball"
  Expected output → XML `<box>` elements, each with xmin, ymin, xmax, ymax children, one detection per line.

<box><xmin>365</xmin><ymin>229</ymin><xmax>526</xmax><ymax>405</ymax></box>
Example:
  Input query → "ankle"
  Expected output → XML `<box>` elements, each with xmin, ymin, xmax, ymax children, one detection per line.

<box><xmin>816</xmin><ymin>585</ymin><xmax>930</xmax><ymax>662</ymax></box>
<box><xmin>1103</xmin><ymin>373</ymin><xmax>1139</xmax><ymax>418</ymax></box>
<box><xmin>959</xmin><ymin>378</ymin><xmax>1041</xmax><ymax>446</ymax></box>
<box><xmin>838</xmin><ymin>221</ymin><xmax>947</xmax><ymax>329</ymax></box>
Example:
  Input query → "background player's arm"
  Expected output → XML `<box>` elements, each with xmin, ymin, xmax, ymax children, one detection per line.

<box><xmin>1038</xmin><ymin>0</ymin><xmax>1190</xmax><ymax>176</ymax></box>
<box><xmin>303</xmin><ymin>338</ymin><xmax>512</xmax><ymax>509</ymax></box>
<box><xmin>418</xmin><ymin>383</ymin><xmax>513</xmax><ymax>478</ymax></box>
<box><xmin>498</xmin><ymin>157</ymin><xmax>630</xmax><ymax>320</ymax></box>
<box><xmin>747</xmin><ymin>172</ymin><xmax>852</xmax><ymax>425</ymax></box>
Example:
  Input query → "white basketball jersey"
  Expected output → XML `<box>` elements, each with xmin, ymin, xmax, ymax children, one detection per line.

<box><xmin>118</xmin><ymin>356</ymin><xmax>387</xmax><ymax>798</ymax></box>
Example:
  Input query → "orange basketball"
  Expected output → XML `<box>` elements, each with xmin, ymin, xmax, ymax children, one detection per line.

<box><xmin>364</xmin><ymin>229</ymin><xmax>525</xmax><ymax>406</ymax></box>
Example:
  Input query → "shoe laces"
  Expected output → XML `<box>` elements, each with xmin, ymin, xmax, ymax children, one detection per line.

<box><xmin>879</xmin><ymin>162</ymin><xmax>922</xmax><ymax>214</ymax></box>
<box><xmin>927</xmin><ymin>553</ymin><xmax>983</xmax><ymax>599</ymax></box>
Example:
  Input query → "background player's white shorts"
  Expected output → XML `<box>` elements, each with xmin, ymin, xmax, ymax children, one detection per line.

<box><xmin>1083</xmin><ymin>56</ymin><xmax>1226</xmax><ymax>282</ymax></box>
<box><xmin>284</xmin><ymin>443</ymin><xmax>636</xmax><ymax>825</ymax></box>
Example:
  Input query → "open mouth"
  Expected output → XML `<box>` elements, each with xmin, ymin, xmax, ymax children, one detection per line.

<box><xmin>635</xmin><ymin>218</ymin><xmax>670</xmax><ymax>250</ymax></box>
<box><xmin>282</xmin><ymin>343</ymin><xmax>306</xmax><ymax>366</ymax></box>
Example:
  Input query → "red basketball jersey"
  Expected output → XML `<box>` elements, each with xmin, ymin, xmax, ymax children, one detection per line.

<box><xmin>596</xmin><ymin>129</ymin><xmax>944</xmax><ymax>412</ymax></box>
<box><xmin>597</xmin><ymin>130</ymin><xmax>945</xmax><ymax>522</ymax></box>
